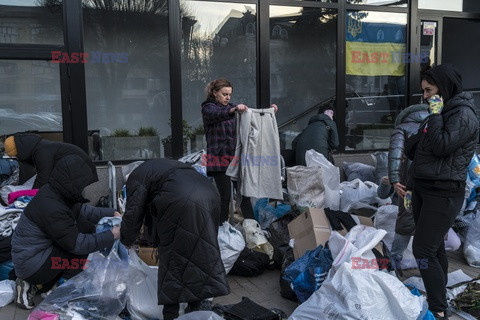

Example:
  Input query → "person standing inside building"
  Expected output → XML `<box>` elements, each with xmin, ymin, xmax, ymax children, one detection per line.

<box><xmin>201</xmin><ymin>78</ymin><xmax>277</xmax><ymax>223</ymax></box>
<box><xmin>292</xmin><ymin>104</ymin><xmax>339</xmax><ymax>165</ymax></box>
<box><xmin>406</xmin><ymin>64</ymin><xmax>478</xmax><ymax>319</ymax></box>
<box><xmin>120</xmin><ymin>159</ymin><xmax>229</xmax><ymax>320</ymax></box>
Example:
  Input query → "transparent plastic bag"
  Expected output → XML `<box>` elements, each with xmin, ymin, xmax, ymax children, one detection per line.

<box><xmin>29</xmin><ymin>241</ymin><xmax>142</xmax><ymax>320</ymax></box>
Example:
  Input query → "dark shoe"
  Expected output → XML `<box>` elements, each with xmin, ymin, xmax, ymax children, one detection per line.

<box><xmin>15</xmin><ymin>278</ymin><xmax>37</xmax><ymax>310</ymax></box>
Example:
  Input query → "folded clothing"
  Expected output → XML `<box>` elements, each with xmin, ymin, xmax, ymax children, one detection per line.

<box><xmin>7</xmin><ymin>189</ymin><xmax>38</xmax><ymax>205</ymax></box>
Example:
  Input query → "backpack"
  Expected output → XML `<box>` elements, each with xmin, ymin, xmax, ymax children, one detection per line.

<box><xmin>229</xmin><ymin>248</ymin><xmax>270</xmax><ymax>277</ymax></box>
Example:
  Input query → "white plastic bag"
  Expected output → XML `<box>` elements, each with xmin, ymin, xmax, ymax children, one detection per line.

<box><xmin>177</xmin><ymin>311</ymin><xmax>224</xmax><ymax>320</ymax></box>
<box><xmin>374</xmin><ymin>205</ymin><xmax>399</xmax><ymax>251</ymax></box>
<box><xmin>243</xmin><ymin>219</ymin><xmax>274</xmax><ymax>260</ymax></box>
<box><xmin>0</xmin><ymin>280</ymin><xmax>15</xmax><ymax>307</ymax></box>
<box><xmin>305</xmin><ymin>150</ymin><xmax>341</xmax><ymax>210</ymax></box>
<box><xmin>218</xmin><ymin>221</ymin><xmax>246</xmax><ymax>274</ymax></box>
<box><xmin>126</xmin><ymin>249</ymin><xmax>163</xmax><ymax>319</ymax></box>
<box><xmin>340</xmin><ymin>179</ymin><xmax>388</xmax><ymax>213</ymax></box>
<box><xmin>289</xmin><ymin>225</ymin><xmax>427</xmax><ymax>320</ymax></box>
<box><xmin>286</xmin><ymin>166</ymin><xmax>325</xmax><ymax>208</ymax></box>
<box><xmin>464</xmin><ymin>213</ymin><xmax>480</xmax><ymax>267</ymax></box>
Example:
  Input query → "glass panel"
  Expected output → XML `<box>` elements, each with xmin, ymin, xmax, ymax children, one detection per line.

<box><xmin>345</xmin><ymin>11</ymin><xmax>407</xmax><ymax>150</ymax></box>
<box><xmin>420</xmin><ymin>21</ymin><xmax>437</xmax><ymax>69</ymax></box>
<box><xmin>180</xmin><ymin>1</ymin><xmax>257</xmax><ymax>154</ymax></box>
<box><xmin>271</xmin><ymin>6</ymin><xmax>337</xmax><ymax>150</ymax></box>
<box><xmin>347</xmin><ymin>0</ymin><xmax>407</xmax><ymax>7</ymax></box>
<box><xmin>83</xmin><ymin>1</ymin><xmax>170</xmax><ymax>161</ymax></box>
<box><xmin>419</xmin><ymin>0</ymin><xmax>463</xmax><ymax>12</ymax></box>
<box><xmin>0</xmin><ymin>60</ymin><xmax>62</xmax><ymax>138</ymax></box>
<box><xmin>0</xmin><ymin>1</ymin><xmax>63</xmax><ymax>45</ymax></box>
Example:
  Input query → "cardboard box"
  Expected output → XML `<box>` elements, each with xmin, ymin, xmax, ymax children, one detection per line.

<box><xmin>138</xmin><ymin>246</ymin><xmax>158</xmax><ymax>266</ymax></box>
<box><xmin>287</xmin><ymin>208</ymin><xmax>377</xmax><ymax>259</ymax></box>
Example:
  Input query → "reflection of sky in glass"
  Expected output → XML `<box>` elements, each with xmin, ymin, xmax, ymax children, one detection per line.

<box><xmin>419</xmin><ymin>0</ymin><xmax>462</xmax><ymax>11</ymax></box>
<box><xmin>183</xmin><ymin>1</ymin><xmax>256</xmax><ymax>36</ymax></box>
<box><xmin>0</xmin><ymin>0</ymin><xmax>40</xmax><ymax>5</ymax></box>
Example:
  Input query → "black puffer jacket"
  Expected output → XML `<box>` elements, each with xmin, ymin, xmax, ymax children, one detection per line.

<box><xmin>409</xmin><ymin>93</ymin><xmax>478</xmax><ymax>181</ymax></box>
<box><xmin>120</xmin><ymin>159</ymin><xmax>229</xmax><ymax>304</ymax></box>
<box><xmin>292</xmin><ymin>114</ymin><xmax>339</xmax><ymax>165</ymax></box>
<box><xmin>388</xmin><ymin>104</ymin><xmax>429</xmax><ymax>235</ymax></box>
<box><xmin>13</xmin><ymin>133</ymin><xmax>97</xmax><ymax>189</ymax></box>
<box><xmin>12</xmin><ymin>155</ymin><xmax>114</xmax><ymax>279</ymax></box>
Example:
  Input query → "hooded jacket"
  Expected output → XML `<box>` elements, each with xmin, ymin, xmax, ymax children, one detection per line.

<box><xmin>388</xmin><ymin>104</ymin><xmax>429</xmax><ymax>235</ymax></box>
<box><xmin>408</xmin><ymin>65</ymin><xmax>479</xmax><ymax>181</ymax></box>
<box><xmin>12</xmin><ymin>155</ymin><xmax>114</xmax><ymax>280</ymax></box>
<box><xmin>292</xmin><ymin>113</ymin><xmax>339</xmax><ymax>165</ymax></box>
<box><xmin>13</xmin><ymin>133</ymin><xmax>97</xmax><ymax>189</ymax></box>
<box><xmin>120</xmin><ymin>159</ymin><xmax>229</xmax><ymax>304</ymax></box>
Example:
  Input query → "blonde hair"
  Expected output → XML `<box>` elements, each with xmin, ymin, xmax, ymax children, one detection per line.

<box><xmin>205</xmin><ymin>78</ymin><xmax>232</xmax><ymax>100</ymax></box>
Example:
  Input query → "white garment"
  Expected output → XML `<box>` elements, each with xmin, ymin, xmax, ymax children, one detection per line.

<box><xmin>0</xmin><ymin>206</ymin><xmax>22</xmax><ymax>237</ymax></box>
<box><xmin>226</xmin><ymin>108</ymin><xmax>283</xmax><ymax>200</ymax></box>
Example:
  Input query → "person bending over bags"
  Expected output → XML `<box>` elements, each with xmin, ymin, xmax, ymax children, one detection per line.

<box><xmin>120</xmin><ymin>159</ymin><xmax>229</xmax><ymax>320</ymax></box>
<box><xmin>12</xmin><ymin>154</ymin><xmax>121</xmax><ymax>310</ymax></box>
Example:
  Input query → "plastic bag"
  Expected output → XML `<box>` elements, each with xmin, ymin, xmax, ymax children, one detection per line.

<box><xmin>253</xmin><ymin>198</ymin><xmax>291</xmax><ymax>230</ymax></box>
<box><xmin>374</xmin><ymin>205</ymin><xmax>399</xmax><ymax>251</ymax></box>
<box><xmin>340</xmin><ymin>179</ymin><xmax>387</xmax><ymax>213</ymax></box>
<box><xmin>282</xmin><ymin>245</ymin><xmax>333</xmax><ymax>303</ymax></box>
<box><xmin>218</xmin><ymin>221</ymin><xmax>246</xmax><ymax>274</ymax></box>
<box><xmin>0</xmin><ymin>279</ymin><xmax>14</xmax><ymax>307</ymax></box>
<box><xmin>289</xmin><ymin>226</ymin><xmax>427</xmax><ymax>320</ymax></box>
<box><xmin>29</xmin><ymin>241</ymin><xmax>142</xmax><ymax>320</ymax></box>
<box><xmin>305</xmin><ymin>150</ymin><xmax>341</xmax><ymax>210</ymax></box>
<box><xmin>464</xmin><ymin>213</ymin><xmax>480</xmax><ymax>267</ymax></box>
<box><xmin>468</xmin><ymin>152</ymin><xmax>480</xmax><ymax>188</ymax></box>
<box><xmin>126</xmin><ymin>249</ymin><xmax>163</xmax><ymax>319</ymax></box>
<box><xmin>243</xmin><ymin>219</ymin><xmax>274</xmax><ymax>260</ymax></box>
<box><xmin>286</xmin><ymin>165</ymin><xmax>325</xmax><ymax>208</ymax></box>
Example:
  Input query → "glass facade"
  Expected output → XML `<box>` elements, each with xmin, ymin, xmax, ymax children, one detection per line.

<box><xmin>270</xmin><ymin>6</ymin><xmax>336</xmax><ymax>149</ymax></box>
<box><xmin>180</xmin><ymin>1</ymin><xmax>257</xmax><ymax>154</ymax></box>
<box><xmin>82</xmin><ymin>1</ymin><xmax>170</xmax><ymax>160</ymax></box>
<box><xmin>0</xmin><ymin>60</ymin><xmax>61</xmax><ymax>136</ymax></box>
<box><xmin>0</xmin><ymin>1</ymin><xmax>63</xmax><ymax>45</ymax></box>
<box><xmin>0</xmin><ymin>1</ymin><xmax>478</xmax><ymax>160</ymax></box>
<box><xmin>345</xmin><ymin>11</ymin><xmax>407</xmax><ymax>150</ymax></box>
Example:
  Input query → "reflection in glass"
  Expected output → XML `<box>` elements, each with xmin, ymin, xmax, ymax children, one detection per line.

<box><xmin>180</xmin><ymin>1</ymin><xmax>257</xmax><ymax>153</ymax></box>
<box><xmin>0</xmin><ymin>1</ymin><xmax>63</xmax><ymax>44</ymax></box>
<box><xmin>271</xmin><ymin>6</ymin><xmax>337</xmax><ymax>150</ymax></box>
<box><xmin>347</xmin><ymin>0</ymin><xmax>407</xmax><ymax>7</ymax></box>
<box><xmin>0</xmin><ymin>60</ymin><xmax>62</xmax><ymax>136</ymax></box>
<box><xmin>83</xmin><ymin>1</ymin><xmax>170</xmax><ymax>161</ymax></box>
<box><xmin>345</xmin><ymin>11</ymin><xmax>407</xmax><ymax>150</ymax></box>
<box><xmin>419</xmin><ymin>0</ymin><xmax>463</xmax><ymax>12</ymax></box>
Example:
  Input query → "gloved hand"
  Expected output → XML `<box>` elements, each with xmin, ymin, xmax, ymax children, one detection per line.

<box><xmin>428</xmin><ymin>95</ymin><xmax>444</xmax><ymax>114</ymax></box>
<box><xmin>404</xmin><ymin>191</ymin><xmax>412</xmax><ymax>213</ymax></box>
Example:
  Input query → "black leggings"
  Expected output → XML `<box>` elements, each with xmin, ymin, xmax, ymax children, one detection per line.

<box><xmin>209</xmin><ymin>171</ymin><xmax>254</xmax><ymax>223</ymax></box>
<box><xmin>411</xmin><ymin>179</ymin><xmax>465</xmax><ymax>313</ymax></box>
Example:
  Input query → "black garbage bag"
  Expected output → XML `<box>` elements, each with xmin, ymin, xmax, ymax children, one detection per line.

<box><xmin>279</xmin><ymin>248</ymin><xmax>298</xmax><ymax>302</ymax></box>
<box><xmin>268</xmin><ymin>207</ymin><xmax>301</xmax><ymax>268</ymax></box>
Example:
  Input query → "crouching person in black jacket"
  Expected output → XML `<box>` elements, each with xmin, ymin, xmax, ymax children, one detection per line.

<box><xmin>11</xmin><ymin>155</ymin><xmax>121</xmax><ymax>309</ymax></box>
<box><xmin>120</xmin><ymin>159</ymin><xmax>230</xmax><ymax>320</ymax></box>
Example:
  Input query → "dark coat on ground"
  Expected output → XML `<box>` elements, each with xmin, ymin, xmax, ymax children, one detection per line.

<box><xmin>292</xmin><ymin>114</ymin><xmax>339</xmax><ymax>165</ymax></box>
<box><xmin>388</xmin><ymin>104</ymin><xmax>429</xmax><ymax>235</ymax></box>
<box><xmin>13</xmin><ymin>133</ymin><xmax>97</xmax><ymax>189</ymax></box>
<box><xmin>12</xmin><ymin>155</ymin><xmax>114</xmax><ymax>280</ymax></box>
<box><xmin>120</xmin><ymin>159</ymin><xmax>229</xmax><ymax>304</ymax></box>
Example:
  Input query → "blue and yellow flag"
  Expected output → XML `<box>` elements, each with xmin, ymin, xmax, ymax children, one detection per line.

<box><xmin>346</xmin><ymin>18</ymin><xmax>406</xmax><ymax>76</ymax></box>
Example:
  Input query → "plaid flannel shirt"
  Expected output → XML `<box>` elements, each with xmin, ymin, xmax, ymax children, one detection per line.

<box><xmin>201</xmin><ymin>99</ymin><xmax>236</xmax><ymax>172</ymax></box>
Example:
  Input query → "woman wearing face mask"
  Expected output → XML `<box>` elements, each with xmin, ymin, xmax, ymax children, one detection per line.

<box><xmin>201</xmin><ymin>78</ymin><xmax>277</xmax><ymax>223</ymax></box>
<box><xmin>406</xmin><ymin>64</ymin><xmax>478</xmax><ymax>319</ymax></box>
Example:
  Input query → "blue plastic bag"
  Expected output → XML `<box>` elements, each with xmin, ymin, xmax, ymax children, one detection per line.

<box><xmin>406</xmin><ymin>284</ymin><xmax>435</xmax><ymax>320</ymax></box>
<box><xmin>253</xmin><ymin>198</ymin><xmax>291</xmax><ymax>229</ymax></box>
<box><xmin>468</xmin><ymin>153</ymin><xmax>480</xmax><ymax>188</ymax></box>
<box><xmin>282</xmin><ymin>245</ymin><xmax>333</xmax><ymax>302</ymax></box>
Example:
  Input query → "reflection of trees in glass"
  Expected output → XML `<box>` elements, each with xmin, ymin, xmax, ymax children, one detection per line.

<box><xmin>80</xmin><ymin>0</ymin><xmax>170</xmax><ymax>120</ymax></box>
